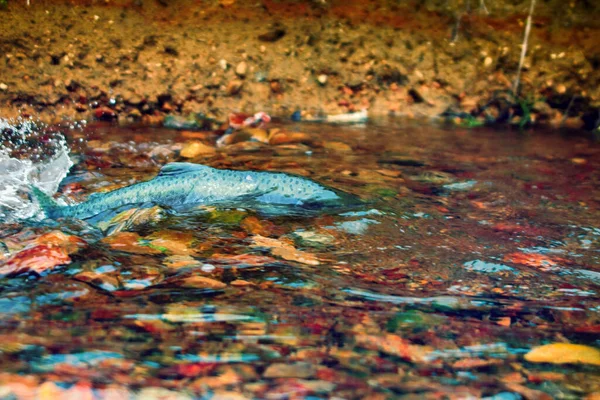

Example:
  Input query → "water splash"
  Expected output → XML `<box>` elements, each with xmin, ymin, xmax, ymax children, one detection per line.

<box><xmin>0</xmin><ymin>118</ymin><xmax>73</xmax><ymax>222</ymax></box>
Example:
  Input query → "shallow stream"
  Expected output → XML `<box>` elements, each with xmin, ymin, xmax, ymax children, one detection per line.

<box><xmin>1</xmin><ymin>119</ymin><xmax>599</xmax><ymax>399</ymax></box>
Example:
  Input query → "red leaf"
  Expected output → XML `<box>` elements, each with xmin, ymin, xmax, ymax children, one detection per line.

<box><xmin>0</xmin><ymin>245</ymin><xmax>71</xmax><ymax>277</ymax></box>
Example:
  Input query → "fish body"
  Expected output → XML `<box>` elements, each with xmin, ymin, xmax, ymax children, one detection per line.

<box><xmin>33</xmin><ymin>163</ymin><xmax>360</xmax><ymax>220</ymax></box>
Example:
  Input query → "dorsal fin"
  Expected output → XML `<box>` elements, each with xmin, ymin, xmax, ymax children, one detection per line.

<box><xmin>158</xmin><ymin>163</ymin><xmax>213</xmax><ymax>177</ymax></box>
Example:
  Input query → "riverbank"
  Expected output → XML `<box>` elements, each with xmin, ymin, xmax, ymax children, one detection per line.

<box><xmin>1</xmin><ymin>0</ymin><xmax>599</xmax><ymax>130</ymax></box>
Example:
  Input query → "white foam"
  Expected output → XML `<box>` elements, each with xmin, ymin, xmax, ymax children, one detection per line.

<box><xmin>0</xmin><ymin>118</ymin><xmax>73</xmax><ymax>222</ymax></box>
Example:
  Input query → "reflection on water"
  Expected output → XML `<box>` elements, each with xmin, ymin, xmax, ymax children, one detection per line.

<box><xmin>1</xmin><ymin>118</ymin><xmax>600</xmax><ymax>398</ymax></box>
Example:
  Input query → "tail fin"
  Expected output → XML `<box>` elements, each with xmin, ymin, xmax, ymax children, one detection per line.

<box><xmin>30</xmin><ymin>186</ymin><xmax>62</xmax><ymax>218</ymax></box>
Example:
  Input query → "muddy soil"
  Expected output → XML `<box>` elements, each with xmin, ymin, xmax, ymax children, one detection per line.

<box><xmin>1</xmin><ymin>0</ymin><xmax>600</xmax><ymax>129</ymax></box>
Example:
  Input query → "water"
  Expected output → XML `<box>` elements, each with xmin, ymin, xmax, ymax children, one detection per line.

<box><xmin>1</xmin><ymin>118</ymin><xmax>600</xmax><ymax>398</ymax></box>
<box><xmin>0</xmin><ymin>118</ymin><xmax>73</xmax><ymax>222</ymax></box>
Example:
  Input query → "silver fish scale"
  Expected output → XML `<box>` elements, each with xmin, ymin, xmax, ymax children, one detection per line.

<box><xmin>49</xmin><ymin>163</ymin><xmax>351</xmax><ymax>220</ymax></box>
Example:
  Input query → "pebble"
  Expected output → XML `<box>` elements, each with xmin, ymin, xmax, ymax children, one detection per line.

<box><xmin>74</xmin><ymin>271</ymin><xmax>120</xmax><ymax>292</ymax></box>
<box><xmin>258</xmin><ymin>27</ymin><xmax>286</xmax><ymax>42</ymax></box>
<box><xmin>226</xmin><ymin>80</ymin><xmax>243</xmax><ymax>95</ymax></box>
<box><xmin>94</xmin><ymin>107</ymin><xmax>117</xmax><ymax>121</ymax></box>
<box><xmin>293</xmin><ymin>231</ymin><xmax>336</xmax><ymax>247</ymax></box>
<box><xmin>163</xmin><ymin>255</ymin><xmax>202</xmax><ymax>270</ymax></box>
<box><xmin>128</xmin><ymin>108</ymin><xmax>142</xmax><ymax>119</ymax></box>
<box><xmin>296</xmin><ymin>379</ymin><xmax>336</xmax><ymax>394</ymax></box>
<box><xmin>179</xmin><ymin>276</ymin><xmax>226</xmax><ymax>289</ymax></box>
<box><xmin>270</xmin><ymin>81</ymin><xmax>282</xmax><ymax>93</ymax></box>
<box><xmin>268</xmin><ymin>131</ymin><xmax>312</xmax><ymax>146</ymax></box>
<box><xmin>201</xmin><ymin>263</ymin><xmax>216</xmax><ymax>272</ymax></box>
<box><xmin>323</xmin><ymin>141</ymin><xmax>353</xmax><ymax>153</ymax></box>
<box><xmin>37</xmin><ymin>381</ymin><xmax>63</xmax><ymax>399</ymax></box>
<box><xmin>230</xmin><ymin>279</ymin><xmax>254</xmax><ymax>287</ymax></box>
<box><xmin>136</xmin><ymin>387</ymin><xmax>192</xmax><ymax>400</ymax></box>
<box><xmin>0</xmin><ymin>83</ymin><xmax>7</xmax><ymax>91</ymax></box>
<box><xmin>335</xmin><ymin>218</ymin><xmax>381</xmax><ymax>235</ymax></box>
<box><xmin>218</xmin><ymin>59</ymin><xmax>228</xmax><ymax>70</ymax></box>
<box><xmin>235</xmin><ymin>61</ymin><xmax>247</xmax><ymax>77</ymax></box>
<box><xmin>263</xmin><ymin>362</ymin><xmax>316</xmax><ymax>379</ymax></box>
<box><xmin>180</xmin><ymin>141</ymin><xmax>216</xmax><ymax>158</ymax></box>
<box><xmin>317</xmin><ymin>74</ymin><xmax>328</xmax><ymax>85</ymax></box>
<box><xmin>210</xmin><ymin>392</ymin><xmax>250</xmax><ymax>400</ymax></box>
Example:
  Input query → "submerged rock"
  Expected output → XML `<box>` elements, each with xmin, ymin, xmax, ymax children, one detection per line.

<box><xmin>263</xmin><ymin>362</ymin><xmax>316</xmax><ymax>379</ymax></box>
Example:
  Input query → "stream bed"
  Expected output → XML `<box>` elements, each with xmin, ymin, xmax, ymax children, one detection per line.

<box><xmin>1</xmin><ymin>119</ymin><xmax>599</xmax><ymax>399</ymax></box>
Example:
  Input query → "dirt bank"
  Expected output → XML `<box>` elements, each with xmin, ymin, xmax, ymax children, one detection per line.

<box><xmin>1</xmin><ymin>0</ymin><xmax>599</xmax><ymax>130</ymax></box>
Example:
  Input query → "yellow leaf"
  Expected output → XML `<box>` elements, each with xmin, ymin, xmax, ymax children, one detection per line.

<box><xmin>525</xmin><ymin>343</ymin><xmax>600</xmax><ymax>366</ymax></box>
<box><xmin>180</xmin><ymin>141</ymin><xmax>216</xmax><ymax>158</ymax></box>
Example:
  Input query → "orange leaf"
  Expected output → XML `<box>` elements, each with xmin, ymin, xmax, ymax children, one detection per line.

<box><xmin>504</xmin><ymin>252</ymin><xmax>557</xmax><ymax>269</ymax></box>
<box><xmin>355</xmin><ymin>334</ymin><xmax>431</xmax><ymax>363</ymax></box>
<box><xmin>209</xmin><ymin>253</ymin><xmax>278</xmax><ymax>266</ymax></box>
<box><xmin>34</xmin><ymin>231</ymin><xmax>87</xmax><ymax>254</ymax></box>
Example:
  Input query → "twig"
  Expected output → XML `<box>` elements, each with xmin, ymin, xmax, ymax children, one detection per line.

<box><xmin>480</xmin><ymin>0</ymin><xmax>489</xmax><ymax>14</ymax></box>
<box><xmin>451</xmin><ymin>0</ymin><xmax>472</xmax><ymax>43</ymax></box>
<box><xmin>512</xmin><ymin>0</ymin><xmax>536</xmax><ymax>95</ymax></box>
<box><xmin>451</xmin><ymin>14</ymin><xmax>462</xmax><ymax>43</ymax></box>
<box><xmin>560</xmin><ymin>95</ymin><xmax>576</xmax><ymax>128</ymax></box>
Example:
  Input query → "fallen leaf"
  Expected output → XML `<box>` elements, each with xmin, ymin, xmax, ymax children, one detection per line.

<box><xmin>0</xmin><ymin>245</ymin><xmax>71</xmax><ymax>277</ymax></box>
<box><xmin>376</xmin><ymin>169</ymin><xmax>402</xmax><ymax>178</ymax></box>
<box><xmin>189</xmin><ymin>367</ymin><xmax>243</xmax><ymax>389</ymax></box>
<box><xmin>63</xmin><ymin>381</ymin><xmax>94</xmax><ymax>400</ymax></box>
<box><xmin>527</xmin><ymin>371</ymin><xmax>566</xmax><ymax>383</ymax></box>
<box><xmin>98</xmin><ymin>206</ymin><xmax>163</xmax><ymax>234</ymax></box>
<box><xmin>245</xmin><ymin>128</ymin><xmax>269</xmax><ymax>143</ymax></box>
<box><xmin>252</xmin><ymin>235</ymin><xmax>319</xmax><ymax>266</ymax></box>
<box><xmin>37</xmin><ymin>382</ymin><xmax>63</xmax><ymax>400</ymax></box>
<box><xmin>74</xmin><ymin>271</ymin><xmax>121</xmax><ymax>292</ymax></box>
<box><xmin>166</xmin><ymin>362</ymin><xmax>218</xmax><ymax>378</ymax></box>
<box><xmin>180</xmin><ymin>141</ymin><xmax>216</xmax><ymax>158</ymax></box>
<box><xmin>163</xmin><ymin>255</ymin><xmax>203</xmax><ymax>270</ymax></box>
<box><xmin>178</xmin><ymin>276</ymin><xmax>227</xmax><ymax>289</ymax></box>
<box><xmin>268</xmin><ymin>132</ymin><xmax>313</xmax><ymax>146</ymax></box>
<box><xmin>148</xmin><ymin>238</ymin><xmax>194</xmax><ymax>255</ymax></box>
<box><xmin>263</xmin><ymin>362</ymin><xmax>316</xmax><ymax>379</ymax></box>
<box><xmin>209</xmin><ymin>253</ymin><xmax>278</xmax><ymax>266</ymax></box>
<box><xmin>34</xmin><ymin>231</ymin><xmax>87</xmax><ymax>254</ymax></box>
<box><xmin>241</xmin><ymin>216</ymin><xmax>277</xmax><ymax>236</ymax></box>
<box><xmin>101</xmin><ymin>232</ymin><xmax>161</xmax><ymax>255</ymax></box>
<box><xmin>504</xmin><ymin>383</ymin><xmax>553</xmax><ymax>400</ymax></box>
<box><xmin>131</xmin><ymin>319</ymin><xmax>174</xmax><ymax>334</ymax></box>
<box><xmin>181</xmin><ymin>131</ymin><xmax>212</xmax><ymax>140</ymax></box>
<box><xmin>452</xmin><ymin>358</ymin><xmax>503</xmax><ymax>370</ymax></box>
<box><xmin>323</xmin><ymin>141</ymin><xmax>353</xmax><ymax>153</ymax></box>
<box><xmin>96</xmin><ymin>386</ymin><xmax>130</xmax><ymax>400</ymax></box>
<box><xmin>524</xmin><ymin>343</ymin><xmax>600</xmax><ymax>366</ymax></box>
<box><xmin>355</xmin><ymin>334</ymin><xmax>432</xmax><ymax>363</ymax></box>
<box><xmin>503</xmin><ymin>252</ymin><xmax>561</xmax><ymax>270</ymax></box>
<box><xmin>230</xmin><ymin>279</ymin><xmax>254</xmax><ymax>287</ymax></box>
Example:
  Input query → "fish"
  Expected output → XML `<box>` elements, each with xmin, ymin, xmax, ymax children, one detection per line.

<box><xmin>31</xmin><ymin>162</ymin><xmax>361</xmax><ymax>220</ymax></box>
